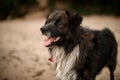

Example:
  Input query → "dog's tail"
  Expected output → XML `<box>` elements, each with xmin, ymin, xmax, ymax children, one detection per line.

<box><xmin>102</xmin><ymin>28</ymin><xmax>117</xmax><ymax>44</ymax></box>
<box><xmin>102</xmin><ymin>28</ymin><xmax>117</xmax><ymax>47</ymax></box>
<box><xmin>102</xmin><ymin>28</ymin><xmax>113</xmax><ymax>35</ymax></box>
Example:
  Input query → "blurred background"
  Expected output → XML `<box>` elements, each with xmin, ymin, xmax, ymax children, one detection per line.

<box><xmin>0</xmin><ymin>0</ymin><xmax>120</xmax><ymax>20</ymax></box>
<box><xmin>0</xmin><ymin>0</ymin><xmax>120</xmax><ymax>80</ymax></box>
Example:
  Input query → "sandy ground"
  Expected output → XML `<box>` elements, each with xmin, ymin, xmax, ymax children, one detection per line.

<box><xmin>0</xmin><ymin>15</ymin><xmax>120</xmax><ymax>80</ymax></box>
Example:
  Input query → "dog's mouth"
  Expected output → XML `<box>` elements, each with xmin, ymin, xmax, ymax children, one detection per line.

<box><xmin>43</xmin><ymin>37</ymin><xmax>60</xmax><ymax>47</ymax></box>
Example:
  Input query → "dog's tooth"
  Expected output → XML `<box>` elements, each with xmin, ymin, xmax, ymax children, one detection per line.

<box><xmin>54</xmin><ymin>37</ymin><xmax>60</xmax><ymax>42</ymax></box>
<box><xmin>57</xmin><ymin>37</ymin><xmax>60</xmax><ymax>40</ymax></box>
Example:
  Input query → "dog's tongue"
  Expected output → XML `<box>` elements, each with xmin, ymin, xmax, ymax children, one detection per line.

<box><xmin>44</xmin><ymin>37</ymin><xmax>57</xmax><ymax>46</ymax></box>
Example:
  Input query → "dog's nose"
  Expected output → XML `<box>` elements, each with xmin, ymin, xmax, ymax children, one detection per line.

<box><xmin>40</xmin><ymin>27</ymin><xmax>48</xmax><ymax>33</ymax></box>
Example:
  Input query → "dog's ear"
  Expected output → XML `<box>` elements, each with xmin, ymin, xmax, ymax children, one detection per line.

<box><xmin>65</xmin><ymin>10</ymin><xmax>74</xmax><ymax>19</ymax></box>
<box><xmin>73</xmin><ymin>13</ymin><xmax>83</xmax><ymax>25</ymax></box>
<box><xmin>65</xmin><ymin>10</ymin><xmax>83</xmax><ymax>26</ymax></box>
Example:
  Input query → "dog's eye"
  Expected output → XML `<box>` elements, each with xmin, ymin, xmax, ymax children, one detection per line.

<box><xmin>57</xmin><ymin>22</ymin><xmax>62</xmax><ymax>25</ymax></box>
<box><xmin>56</xmin><ymin>18</ymin><xmax>63</xmax><ymax>26</ymax></box>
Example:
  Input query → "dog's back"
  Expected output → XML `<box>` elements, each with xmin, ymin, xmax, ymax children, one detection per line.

<box><xmin>93</xmin><ymin>28</ymin><xmax>117</xmax><ymax>59</ymax></box>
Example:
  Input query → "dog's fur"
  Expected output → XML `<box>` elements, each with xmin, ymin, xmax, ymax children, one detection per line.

<box><xmin>40</xmin><ymin>10</ymin><xmax>118</xmax><ymax>80</ymax></box>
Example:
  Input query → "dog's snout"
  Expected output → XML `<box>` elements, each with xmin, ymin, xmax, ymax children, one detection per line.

<box><xmin>40</xmin><ymin>26</ymin><xmax>48</xmax><ymax>33</ymax></box>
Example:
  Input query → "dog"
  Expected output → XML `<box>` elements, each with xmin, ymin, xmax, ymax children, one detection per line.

<box><xmin>40</xmin><ymin>10</ymin><xmax>118</xmax><ymax>80</ymax></box>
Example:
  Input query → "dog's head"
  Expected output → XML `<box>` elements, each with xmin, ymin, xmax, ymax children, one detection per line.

<box><xmin>40</xmin><ymin>10</ymin><xmax>83</xmax><ymax>47</ymax></box>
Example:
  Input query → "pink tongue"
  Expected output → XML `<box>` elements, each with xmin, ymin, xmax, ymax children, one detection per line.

<box><xmin>43</xmin><ymin>37</ymin><xmax>56</xmax><ymax>46</ymax></box>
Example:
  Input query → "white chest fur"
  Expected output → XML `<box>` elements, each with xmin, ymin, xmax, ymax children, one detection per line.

<box><xmin>52</xmin><ymin>45</ymin><xmax>80</xmax><ymax>80</ymax></box>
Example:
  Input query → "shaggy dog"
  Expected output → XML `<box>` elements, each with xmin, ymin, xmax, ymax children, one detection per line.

<box><xmin>40</xmin><ymin>10</ymin><xmax>118</xmax><ymax>80</ymax></box>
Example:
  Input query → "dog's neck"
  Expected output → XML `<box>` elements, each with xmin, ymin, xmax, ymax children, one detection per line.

<box><xmin>50</xmin><ymin>45</ymin><xmax>80</xmax><ymax>80</ymax></box>
<box><xmin>48</xmin><ymin>46</ymin><xmax>64</xmax><ymax>62</ymax></box>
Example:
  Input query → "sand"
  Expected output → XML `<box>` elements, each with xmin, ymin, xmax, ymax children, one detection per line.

<box><xmin>0</xmin><ymin>15</ymin><xmax>120</xmax><ymax>80</ymax></box>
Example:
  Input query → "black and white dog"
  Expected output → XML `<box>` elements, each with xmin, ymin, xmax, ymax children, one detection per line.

<box><xmin>40</xmin><ymin>10</ymin><xmax>118</xmax><ymax>80</ymax></box>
